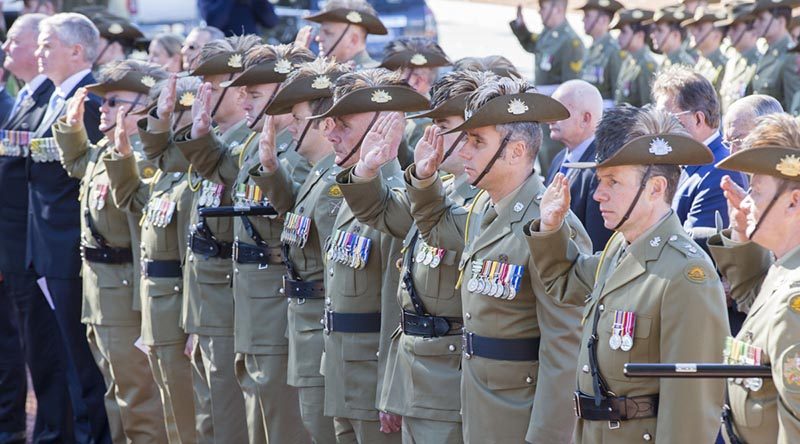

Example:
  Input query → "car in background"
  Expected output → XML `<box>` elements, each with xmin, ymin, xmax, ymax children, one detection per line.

<box><xmin>266</xmin><ymin>0</ymin><xmax>438</xmax><ymax>59</ymax></box>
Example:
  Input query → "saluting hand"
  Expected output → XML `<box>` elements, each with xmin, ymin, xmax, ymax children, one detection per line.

<box><xmin>157</xmin><ymin>74</ymin><xmax>177</xmax><ymax>120</ymax></box>
<box><xmin>114</xmin><ymin>106</ymin><xmax>132</xmax><ymax>157</ymax></box>
<box><xmin>294</xmin><ymin>26</ymin><xmax>314</xmax><ymax>49</ymax></box>
<box><xmin>258</xmin><ymin>115</ymin><xmax>280</xmax><ymax>173</ymax></box>
<box><xmin>353</xmin><ymin>112</ymin><xmax>404</xmax><ymax>179</ymax></box>
<box><xmin>721</xmin><ymin>175</ymin><xmax>749</xmax><ymax>242</ymax></box>
<box><xmin>413</xmin><ymin>124</ymin><xmax>444</xmax><ymax>179</ymax></box>
<box><xmin>515</xmin><ymin>5</ymin><xmax>525</xmax><ymax>26</ymax></box>
<box><xmin>65</xmin><ymin>87</ymin><xmax>88</xmax><ymax>129</ymax></box>
<box><xmin>190</xmin><ymin>82</ymin><xmax>213</xmax><ymax>139</ymax></box>
<box><xmin>539</xmin><ymin>173</ymin><xmax>571</xmax><ymax>232</ymax></box>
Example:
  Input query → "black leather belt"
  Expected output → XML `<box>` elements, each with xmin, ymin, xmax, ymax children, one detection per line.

<box><xmin>283</xmin><ymin>277</ymin><xmax>324</xmax><ymax>300</ymax></box>
<box><xmin>461</xmin><ymin>331</ymin><xmax>540</xmax><ymax>361</ymax></box>
<box><xmin>402</xmin><ymin>310</ymin><xmax>463</xmax><ymax>337</ymax></box>
<box><xmin>323</xmin><ymin>309</ymin><xmax>381</xmax><ymax>334</ymax></box>
<box><xmin>232</xmin><ymin>241</ymin><xmax>283</xmax><ymax>265</ymax></box>
<box><xmin>142</xmin><ymin>260</ymin><xmax>182</xmax><ymax>278</ymax></box>
<box><xmin>189</xmin><ymin>233</ymin><xmax>233</xmax><ymax>259</ymax></box>
<box><xmin>81</xmin><ymin>245</ymin><xmax>133</xmax><ymax>264</ymax></box>
<box><xmin>573</xmin><ymin>391</ymin><xmax>658</xmax><ymax>422</ymax></box>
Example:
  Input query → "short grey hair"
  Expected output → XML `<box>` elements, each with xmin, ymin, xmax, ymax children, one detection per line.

<box><xmin>39</xmin><ymin>13</ymin><xmax>99</xmax><ymax>63</ymax></box>
<box><xmin>652</xmin><ymin>64</ymin><xmax>720</xmax><ymax>128</ymax></box>
<box><xmin>194</xmin><ymin>26</ymin><xmax>225</xmax><ymax>42</ymax></box>
<box><xmin>728</xmin><ymin>94</ymin><xmax>784</xmax><ymax>119</ymax></box>
<box><xmin>9</xmin><ymin>12</ymin><xmax>47</xmax><ymax>36</ymax></box>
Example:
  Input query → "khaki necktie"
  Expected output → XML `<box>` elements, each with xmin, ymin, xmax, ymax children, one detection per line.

<box><xmin>480</xmin><ymin>205</ymin><xmax>498</xmax><ymax>231</ymax></box>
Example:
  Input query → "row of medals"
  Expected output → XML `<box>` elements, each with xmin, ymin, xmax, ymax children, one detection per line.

<box><xmin>415</xmin><ymin>241</ymin><xmax>446</xmax><ymax>269</ymax></box>
<box><xmin>466</xmin><ymin>260</ymin><xmax>523</xmax><ymax>300</ymax></box>
<box><xmin>609</xmin><ymin>310</ymin><xmax>635</xmax><ymax>352</ymax></box>
<box><xmin>327</xmin><ymin>229</ymin><xmax>371</xmax><ymax>270</ymax></box>
<box><xmin>281</xmin><ymin>211</ymin><xmax>311</xmax><ymax>248</ymax></box>
<box><xmin>0</xmin><ymin>130</ymin><xmax>32</xmax><ymax>156</ymax></box>
<box><xmin>145</xmin><ymin>196</ymin><xmax>177</xmax><ymax>228</ymax></box>
<box><xmin>197</xmin><ymin>180</ymin><xmax>224</xmax><ymax>208</ymax></box>
<box><xmin>92</xmin><ymin>183</ymin><xmax>109</xmax><ymax>210</ymax></box>
<box><xmin>29</xmin><ymin>137</ymin><xmax>60</xmax><ymax>162</ymax></box>
<box><xmin>234</xmin><ymin>183</ymin><xmax>271</xmax><ymax>210</ymax></box>
<box><xmin>723</xmin><ymin>336</ymin><xmax>763</xmax><ymax>391</ymax></box>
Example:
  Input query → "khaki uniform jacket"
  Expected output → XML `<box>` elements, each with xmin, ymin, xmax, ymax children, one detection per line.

<box><xmin>581</xmin><ymin>33</ymin><xmax>625</xmax><ymax>101</ymax></box>
<box><xmin>398</xmin><ymin>117</ymin><xmax>431</xmax><ymax>170</ymax></box>
<box><xmin>719</xmin><ymin>47</ymin><xmax>760</xmax><ymax>114</ymax></box>
<box><xmin>174</xmin><ymin>124</ymin><xmax>309</xmax><ymax>354</ymax></box>
<box><xmin>106</xmin><ymin>150</ymin><xmax>192</xmax><ymax>346</ymax></box>
<box><xmin>614</xmin><ymin>46</ymin><xmax>659</xmax><ymax>107</ymax></box>
<box><xmin>320</xmin><ymin>160</ymin><xmax>407</xmax><ymax>421</ymax></box>
<box><xmin>709</xmin><ymin>233</ymin><xmax>800</xmax><ymax>444</ymax></box>
<box><xmin>749</xmin><ymin>35</ymin><xmax>800</xmax><ymax>114</ymax></box>
<box><xmin>526</xmin><ymin>212</ymin><xmax>728</xmax><ymax>444</ymax></box>
<box><xmin>352</xmin><ymin>50</ymin><xmax>379</xmax><ymax>70</ymax></box>
<box><xmin>406</xmin><ymin>169</ymin><xmax>589</xmax><ymax>444</ymax></box>
<box><xmin>696</xmin><ymin>47</ymin><xmax>728</xmax><ymax>96</ymax></box>
<box><xmin>339</xmin><ymin>171</ymin><xmax>478</xmax><ymax>423</ymax></box>
<box><xmin>510</xmin><ymin>19</ymin><xmax>585</xmax><ymax>91</ymax></box>
<box><xmin>250</xmin><ymin>152</ymin><xmax>343</xmax><ymax>387</ymax></box>
<box><xmin>662</xmin><ymin>48</ymin><xmax>697</xmax><ymax>70</ymax></box>
<box><xmin>54</xmin><ymin>120</ymin><xmax>142</xmax><ymax>327</ymax></box>
<box><xmin>148</xmin><ymin>118</ymin><xmax>251</xmax><ymax>335</ymax></box>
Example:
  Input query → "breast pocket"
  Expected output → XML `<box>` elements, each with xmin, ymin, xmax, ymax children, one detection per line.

<box><xmin>420</xmin><ymin>249</ymin><xmax>459</xmax><ymax>301</ymax></box>
<box><xmin>599</xmin><ymin>309</ymin><xmax>653</xmax><ymax>382</ymax></box>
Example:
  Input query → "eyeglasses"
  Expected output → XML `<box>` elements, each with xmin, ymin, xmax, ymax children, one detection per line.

<box><xmin>183</xmin><ymin>44</ymin><xmax>199</xmax><ymax>51</ymax></box>
<box><xmin>721</xmin><ymin>137</ymin><xmax>744</xmax><ymax>151</ymax></box>
<box><xmin>666</xmin><ymin>110</ymin><xmax>692</xmax><ymax>119</ymax></box>
<box><xmin>102</xmin><ymin>96</ymin><xmax>141</xmax><ymax>108</ymax></box>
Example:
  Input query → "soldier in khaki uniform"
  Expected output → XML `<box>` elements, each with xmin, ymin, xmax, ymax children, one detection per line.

<box><xmin>173</xmin><ymin>43</ymin><xmax>315</xmax><ymax>444</ymax></box>
<box><xmin>407</xmin><ymin>77</ymin><xmax>591</xmax><ymax>443</ymax></box>
<box><xmin>611</xmin><ymin>9</ymin><xmax>659</xmax><ymax>107</ymax></box>
<box><xmin>305</xmin><ymin>0</ymin><xmax>387</xmax><ymax>69</ymax></box>
<box><xmin>334</xmin><ymin>69</ymin><xmax>492</xmax><ymax>443</ymax></box>
<box><xmin>510</xmin><ymin>0</ymin><xmax>585</xmax><ymax>174</ymax></box>
<box><xmin>717</xmin><ymin>2</ymin><xmax>760</xmax><ymax>114</ymax></box>
<box><xmin>707</xmin><ymin>113</ymin><xmax>800</xmax><ymax>444</ymax></box>
<box><xmin>143</xmin><ymin>36</ymin><xmax>261</xmax><ymax>444</ymax></box>
<box><xmin>648</xmin><ymin>7</ymin><xmax>698</xmax><ymax>69</ymax></box>
<box><xmin>105</xmin><ymin>75</ymin><xmax>200</xmax><ymax>444</ymax></box>
<box><xmin>525</xmin><ymin>106</ymin><xmax>728</xmax><ymax>443</ymax></box>
<box><xmin>303</xmin><ymin>69</ymin><xmax>428</xmax><ymax>443</ymax></box>
<box><xmin>53</xmin><ymin>60</ymin><xmax>168</xmax><ymax>443</ymax></box>
<box><xmin>749</xmin><ymin>0</ymin><xmax>800</xmax><ymax>113</ymax></box>
<box><xmin>88</xmin><ymin>15</ymin><xmax>144</xmax><ymax>68</ymax></box>
<box><xmin>577</xmin><ymin>0</ymin><xmax>625</xmax><ymax>108</ymax></box>
<box><xmin>378</xmin><ymin>38</ymin><xmax>452</xmax><ymax>169</ymax></box>
<box><xmin>683</xmin><ymin>6</ymin><xmax>729</xmax><ymax>93</ymax></box>
<box><xmin>248</xmin><ymin>57</ymin><xmax>352</xmax><ymax>444</ymax></box>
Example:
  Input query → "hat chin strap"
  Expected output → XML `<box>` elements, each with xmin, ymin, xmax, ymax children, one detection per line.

<box><xmin>442</xmin><ymin>132</ymin><xmax>466</xmax><ymax>162</ymax></box>
<box><xmin>210</xmin><ymin>72</ymin><xmax>235</xmax><ymax>119</ymax></box>
<box><xmin>760</xmin><ymin>14</ymin><xmax>774</xmax><ymax>39</ymax></box>
<box><xmin>470</xmin><ymin>133</ymin><xmax>511</xmax><ymax>188</ymax></box>
<box><xmin>172</xmin><ymin>110</ymin><xmax>186</xmax><ymax>131</ymax></box>
<box><xmin>692</xmin><ymin>27</ymin><xmax>712</xmax><ymax>50</ymax></box>
<box><xmin>294</xmin><ymin>120</ymin><xmax>314</xmax><ymax>152</ymax></box>
<box><xmin>94</xmin><ymin>41</ymin><xmax>112</xmax><ymax>66</ymax></box>
<box><xmin>248</xmin><ymin>83</ymin><xmax>282</xmax><ymax>130</ymax></box>
<box><xmin>747</xmin><ymin>181</ymin><xmax>788</xmax><ymax>240</ymax></box>
<box><xmin>336</xmin><ymin>111</ymin><xmax>380</xmax><ymax>167</ymax></box>
<box><xmin>325</xmin><ymin>24</ymin><xmax>352</xmax><ymax>59</ymax></box>
<box><xmin>612</xmin><ymin>165</ymin><xmax>652</xmax><ymax>231</ymax></box>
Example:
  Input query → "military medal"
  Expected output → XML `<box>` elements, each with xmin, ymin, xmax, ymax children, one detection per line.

<box><xmin>508</xmin><ymin>264</ymin><xmax>522</xmax><ymax>300</ymax></box>
<box><xmin>723</xmin><ymin>336</ymin><xmax>764</xmax><ymax>390</ymax></box>
<box><xmin>95</xmin><ymin>183</ymin><xmax>108</xmax><ymax>210</ymax></box>
<box><xmin>620</xmin><ymin>311</ymin><xmax>636</xmax><ymax>351</ymax></box>
<box><xmin>540</xmin><ymin>55</ymin><xmax>552</xmax><ymax>72</ymax></box>
<box><xmin>467</xmin><ymin>262</ymin><xmax>482</xmax><ymax>293</ymax></box>
<box><xmin>430</xmin><ymin>249</ymin><xmax>443</xmax><ymax>268</ymax></box>
<box><xmin>416</xmin><ymin>246</ymin><xmax>427</xmax><ymax>264</ymax></box>
<box><xmin>609</xmin><ymin>310</ymin><xmax>623</xmax><ymax>350</ymax></box>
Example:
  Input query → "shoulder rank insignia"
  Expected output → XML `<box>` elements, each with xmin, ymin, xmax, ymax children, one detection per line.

<box><xmin>142</xmin><ymin>165</ymin><xmax>156</xmax><ymax>179</ymax></box>
<box><xmin>328</xmin><ymin>184</ymin><xmax>343</xmax><ymax>198</ymax></box>
<box><xmin>685</xmin><ymin>265</ymin><xmax>707</xmax><ymax>283</ymax></box>
<box><xmin>790</xmin><ymin>295</ymin><xmax>800</xmax><ymax>314</ymax></box>
<box><xmin>569</xmin><ymin>60</ymin><xmax>583</xmax><ymax>72</ymax></box>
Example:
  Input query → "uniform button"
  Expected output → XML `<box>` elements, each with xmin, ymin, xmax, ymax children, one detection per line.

<box><xmin>525</xmin><ymin>376</ymin><xmax>533</xmax><ymax>384</ymax></box>
<box><xmin>189</xmin><ymin>255</ymin><xmax>194</xmax><ymax>262</ymax></box>
<box><xmin>122</xmin><ymin>279</ymin><xmax>129</xmax><ymax>286</ymax></box>
<box><xmin>329</xmin><ymin>268</ymin><xmax>334</xmax><ymax>276</ymax></box>
<box><xmin>325</xmin><ymin>297</ymin><xmax>331</xmax><ymax>305</ymax></box>
<box><xmin>235</xmin><ymin>236</ymin><xmax>239</xmax><ymax>241</ymax></box>
<box><xmin>226</xmin><ymin>274</ymin><xmax>231</xmax><ymax>280</ymax></box>
<box><xmin>599</xmin><ymin>304</ymin><xmax>604</xmax><ymax>311</ymax></box>
<box><xmin>235</xmin><ymin>268</ymin><xmax>240</xmax><ymax>274</ymax></box>
<box><xmin>375</xmin><ymin>351</ymin><xmax>380</xmax><ymax>357</ymax></box>
<box><xmin>279</xmin><ymin>288</ymin><xmax>285</xmax><ymax>295</ymax></box>
<box><xmin>465</xmin><ymin>313</ymin><xmax>471</xmax><ymax>320</ymax></box>
<box><xmin>582</xmin><ymin>364</ymin><xmax>590</xmax><ymax>373</ymax></box>
<box><xmin>643</xmin><ymin>433</ymin><xmax>652</xmax><ymax>441</ymax></box>
<box><xmin>448</xmin><ymin>344</ymin><xmax>456</xmax><ymax>352</ymax></box>
<box><xmin>173</xmin><ymin>285</ymin><xmax>180</xmax><ymax>292</ymax></box>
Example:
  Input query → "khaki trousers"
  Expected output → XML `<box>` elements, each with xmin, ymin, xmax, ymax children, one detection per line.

<box><xmin>401</xmin><ymin>416</ymin><xmax>462</xmax><ymax>444</ymax></box>
<box><xmin>86</xmin><ymin>324</ymin><xmax>166</xmax><ymax>443</ymax></box>
<box><xmin>333</xmin><ymin>417</ymin><xmax>401</xmax><ymax>444</ymax></box>
<box><xmin>298</xmin><ymin>386</ymin><xmax>336</xmax><ymax>444</ymax></box>
<box><xmin>148</xmin><ymin>342</ymin><xmax>197</xmax><ymax>443</ymax></box>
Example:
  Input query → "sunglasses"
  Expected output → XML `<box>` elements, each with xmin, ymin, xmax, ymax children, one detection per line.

<box><xmin>102</xmin><ymin>96</ymin><xmax>141</xmax><ymax>108</ymax></box>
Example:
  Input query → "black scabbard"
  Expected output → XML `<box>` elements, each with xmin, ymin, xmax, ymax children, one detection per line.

<box><xmin>624</xmin><ymin>363</ymin><xmax>772</xmax><ymax>378</ymax></box>
<box><xmin>198</xmin><ymin>205</ymin><xmax>278</xmax><ymax>218</ymax></box>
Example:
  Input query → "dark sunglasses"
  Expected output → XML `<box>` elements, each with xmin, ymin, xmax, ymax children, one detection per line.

<box><xmin>102</xmin><ymin>96</ymin><xmax>141</xmax><ymax>108</ymax></box>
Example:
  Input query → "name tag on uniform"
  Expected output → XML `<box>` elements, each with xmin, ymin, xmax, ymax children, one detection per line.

<box><xmin>466</xmin><ymin>259</ymin><xmax>523</xmax><ymax>300</ymax></box>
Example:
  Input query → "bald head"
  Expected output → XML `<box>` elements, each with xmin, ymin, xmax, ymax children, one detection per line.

<box><xmin>549</xmin><ymin>80</ymin><xmax>603</xmax><ymax>149</ymax></box>
<box><xmin>723</xmin><ymin>95</ymin><xmax>783</xmax><ymax>153</ymax></box>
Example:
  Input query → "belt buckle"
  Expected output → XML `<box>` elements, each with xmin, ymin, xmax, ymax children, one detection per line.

<box><xmin>141</xmin><ymin>259</ymin><xmax>150</xmax><ymax>278</ymax></box>
<box><xmin>232</xmin><ymin>241</ymin><xmax>239</xmax><ymax>261</ymax></box>
<box><xmin>573</xmin><ymin>392</ymin><xmax>582</xmax><ymax>418</ymax></box>
<box><xmin>462</xmin><ymin>331</ymin><xmax>474</xmax><ymax>359</ymax></box>
<box><xmin>608</xmin><ymin>421</ymin><xmax>620</xmax><ymax>430</ymax></box>
<box><xmin>296</xmin><ymin>297</ymin><xmax>306</xmax><ymax>305</ymax></box>
<box><xmin>323</xmin><ymin>309</ymin><xmax>333</xmax><ymax>335</ymax></box>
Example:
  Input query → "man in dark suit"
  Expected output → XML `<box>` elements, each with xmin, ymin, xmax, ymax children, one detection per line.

<box><xmin>31</xmin><ymin>13</ymin><xmax>109</xmax><ymax>444</ymax></box>
<box><xmin>652</xmin><ymin>65</ymin><xmax>748</xmax><ymax>238</ymax></box>
<box><xmin>0</xmin><ymin>13</ymin><xmax>77</xmax><ymax>444</ymax></box>
<box><xmin>0</xmin><ymin>53</ymin><xmax>14</xmax><ymax>126</ymax></box>
<box><xmin>547</xmin><ymin>80</ymin><xmax>613</xmax><ymax>252</ymax></box>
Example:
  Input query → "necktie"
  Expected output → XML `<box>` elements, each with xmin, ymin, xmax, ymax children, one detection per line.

<box><xmin>480</xmin><ymin>205</ymin><xmax>498</xmax><ymax>231</ymax></box>
<box><xmin>8</xmin><ymin>88</ymin><xmax>30</xmax><ymax>122</ymax></box>
<box><xmin>43</xmin><ymin>93</ymin><xmax>63</xmax><ymax>124</ymax></box>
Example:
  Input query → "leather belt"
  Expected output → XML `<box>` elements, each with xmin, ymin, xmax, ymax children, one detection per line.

<box><xmin>323</xmin><ymin>309</ymin><xmax>381</xmax><ymax>334</ymax></box>
<box><xmin>283</xmin><ymin>277</ymin><xmax>324</xmax><ymax>300</ymax></box>
<box><xmin>141</xmin><ymin>259</ymin><xmax>182</xmax><ymax>278</ymax></box>
<box><xmin>461</xmin><ymin>331</ymin><xmax>540</xmax><ymax>361</ymax></box>
<box><xmin>401</xmin><ymin>310</ymin><xmax>463</xmax><ymax>337</ymax></box>
<box><xmin>81</xmin><ymin>245</ymin><xmax>133</xmax><ymax>264</ymax></box>
<box><xmin>232</xmin><ymin>241</ymin><xmax>283</xmax><ymax>265</ymax></box>
<box><xmin>189</xmin><ymin>232</ymin><xmax>233</xmax><ymax>259</ymax></box>
<box><xmin>573</xmin><ymin>391</ymin><xmax>658</xmax><ymax>423</ymax></box>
